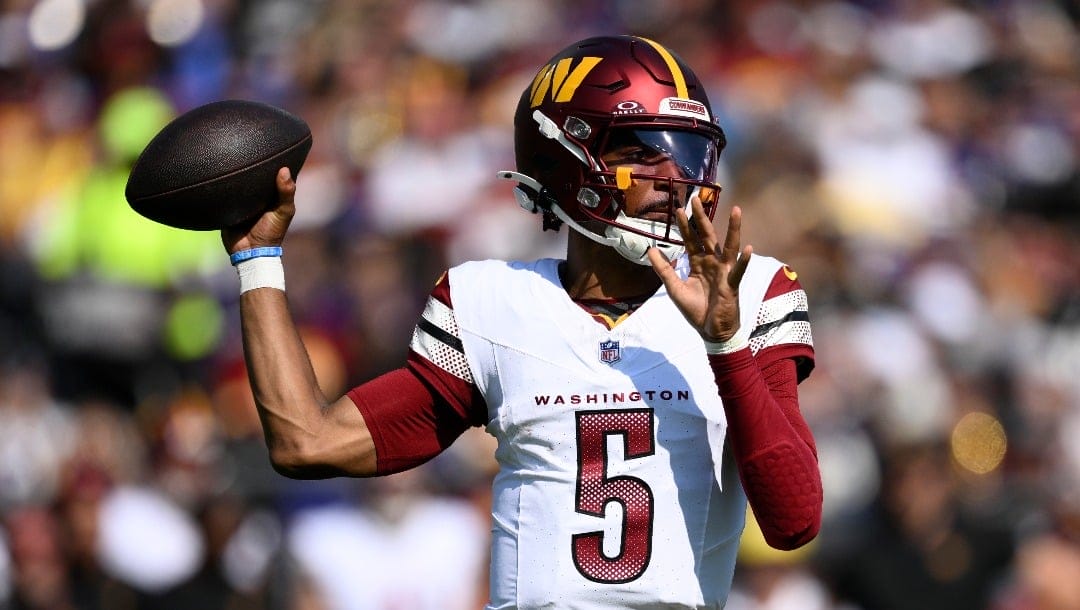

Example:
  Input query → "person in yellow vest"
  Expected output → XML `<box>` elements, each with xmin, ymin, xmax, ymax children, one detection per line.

<box><xmin>32</xmin><ymin>86</ymin><xmax>226</xmax><ymax>405</ymax></box>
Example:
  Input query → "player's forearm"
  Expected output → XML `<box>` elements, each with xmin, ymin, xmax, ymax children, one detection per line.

<box><xmin>238</xmin><ymin>287</ymin><xmax>338</xmax><ymax>474</ymax></box>
<box><xmin>710</xmin><ymin>349</ymin><xmax>822</xmax><ymax>550</ymax></box>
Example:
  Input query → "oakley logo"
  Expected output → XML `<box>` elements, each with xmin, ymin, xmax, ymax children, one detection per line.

<box><xmin>530</xmin><ymin>56</ymin><xmax>603</xmax><ymax>108</ymax></box>
<box><xmin>614</xmin><ymin>100</ymin><xmax>646</xmax><ymax>115</ymax></box>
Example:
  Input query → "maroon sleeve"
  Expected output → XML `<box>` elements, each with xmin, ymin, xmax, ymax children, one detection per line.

<box><xmin>347</xmin><ymin>364</ymin><xmax>481</xmax><ymax>475</ymax></box>
<box><xmin>710</xmin><ymin>348</ymin><xmax>822</xmax><ymax>550</ymax></box>
<box><xmin>346</xmin><ymin>271</ymin><xmax>487</xmax><ymax>475</ymax></box>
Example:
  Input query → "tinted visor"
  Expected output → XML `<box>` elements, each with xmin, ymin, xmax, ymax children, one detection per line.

<box><xmin>603</xmin><ymin>128</ymin><xmax>719</xmax><ymax>181</ymax></box>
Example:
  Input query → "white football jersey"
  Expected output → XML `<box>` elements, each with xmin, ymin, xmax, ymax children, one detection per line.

<box><xmin>415</xmin><ymin>254</ymin><xmax>810</xmax><ymax>610</ymax></box>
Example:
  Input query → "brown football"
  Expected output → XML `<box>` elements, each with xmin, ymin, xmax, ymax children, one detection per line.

<box><xmin>125</xmin><ymin>99</ymin><xmax>312</xmax><ymax>230</ymax></box>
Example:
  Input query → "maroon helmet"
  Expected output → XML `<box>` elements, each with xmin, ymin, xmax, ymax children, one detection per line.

<box><xmin>500</xmin><ymin>35</ymin><xmax>726</xmax><ymax>263</ymax></box>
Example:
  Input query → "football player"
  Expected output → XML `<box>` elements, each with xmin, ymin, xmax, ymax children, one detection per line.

<box><xmin>224</xmin><ymin>35</ymin><xmax>823</xmax><ymax>609</ymax></box>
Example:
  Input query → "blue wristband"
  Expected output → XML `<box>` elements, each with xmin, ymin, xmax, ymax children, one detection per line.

<box><xmin>230</xmin><ymin>246</ymin><xmax>283</xmax><ymax>266</ymax></box>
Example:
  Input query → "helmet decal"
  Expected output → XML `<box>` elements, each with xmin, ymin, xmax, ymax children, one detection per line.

<box><xmin>614</xmin><ymin>100</ymin><xmax>646</xmax><ymax>115</ymax></box>
<box><xmin>659</xmin><ymin>97</ymin><xmax>710</xmax><ymax>120</ymax></box>
<box><xmin>529</xmin><ymin>56</ymin><xmax>603</xmax><ymax>107</ymax></box>
<box><xmin>636</xmin><ymin>37</ymin><xmax>688</xmax><ymax>98</ymax></box>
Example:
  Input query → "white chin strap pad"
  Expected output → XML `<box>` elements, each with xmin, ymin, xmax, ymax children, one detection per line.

<box><xmin>497</xmin><ymin>170</ymin><xmax>686</xmax><ymax>266</ymax></box>
<box><xmin>605</xmin><ymin>216</ymin><xmax>684</xmax><ymax>265</ymax></box>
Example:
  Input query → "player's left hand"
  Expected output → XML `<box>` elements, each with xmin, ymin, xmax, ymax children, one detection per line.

<box><xmin>647</xmin><ymin>197</ymin><xmax>752</xmax><ymax>343</ymax></box>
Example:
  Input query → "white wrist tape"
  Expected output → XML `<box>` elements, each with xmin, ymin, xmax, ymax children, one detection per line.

<box><xmin>237</xmin><ymin>256</ymin><xmax>285</xmax><ymax>293</ymax></box>
<box><xmin>703</xmin><ymin>332</ymin><xmax>749</xmax><ymax>355</ymax></box>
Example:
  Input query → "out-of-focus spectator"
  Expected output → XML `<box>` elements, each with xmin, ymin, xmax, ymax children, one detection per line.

<box><xmin>95</xmin><ymin>485</ymin><xmax>204</xmax><ymax>595</ymax></box>
<box><xmin>28</xmin><ymin>86</ymin><xmax>226</xmax><ymax>407</ymax></box>
<box><xmin>365</xmin><ymin>57</ymin><xmax>506</xmax><ymax>240</ymax></box>
<box><xmin>0</xmin><ymin>358</ymin><xmax>76</xmax><ymax>510</ymax></box>
<box><xmin>0</xmin><ymin>528</ymin><xmax>9</xmax><ymax>606</ymax></box>
<box><xmin>728</xmin><ymin>508</ymin><xmax>839</xmax><ymax>610</ymax></box>
<box><xmin>286</xmin><ymin>468</ymin><xmax>489</xmax><ymax>610</ymax></box>
<box><xmin>825</xmin><ymin>441</ymin><xmax>1015</xmax><ymax>610</ymax></box>
<box><xmin>4</xmin><ymin>506</ymin><xmax>75</xmax><ymax>610</ymax></box>
<box><xmin>993</xmin><ymin>527</ymin><xmax>1080</xmax><ymax>610</ymax></box>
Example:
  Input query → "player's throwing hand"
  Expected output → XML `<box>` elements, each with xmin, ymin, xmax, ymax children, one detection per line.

<box><xmin>222</xmin><ymin>167</ymin><xmax>297</xmax><ymax>255</ymax></box>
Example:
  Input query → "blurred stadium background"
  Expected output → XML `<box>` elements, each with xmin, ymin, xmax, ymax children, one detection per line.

<box><xmin>0</xmin><ymin>0</ymin><xmax>1078</xmax><ymax>609</ymax></box>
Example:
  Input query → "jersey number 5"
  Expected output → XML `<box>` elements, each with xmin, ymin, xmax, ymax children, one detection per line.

<box><xmin>572</xmin><ymin>408</ymin><xmax>655</xmax><ymax>584</ymax></box>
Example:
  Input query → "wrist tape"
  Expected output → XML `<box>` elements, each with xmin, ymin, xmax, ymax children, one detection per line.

<box><xmin>233</xmin><ymin>249</ymin><xmax>285</xmax><ymax>294</ymax></box>
<box><xmin>703</xmin><ymin>333</ymin><xmax>749</xmax><ymax>355</ymax></box>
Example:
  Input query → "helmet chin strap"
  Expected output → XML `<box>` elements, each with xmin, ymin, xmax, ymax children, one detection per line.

<box><xmin>604</xmin><ymin>215</ymin><xmax>685</xmax><ymax>265</ymax></box>
<box><xmin>498</xmin><ymin>170</ymin><xmax>686</xmax><ymax>266</ymax></box>
<box><xmin>551</xmin><ymin>204</ymin><xmax>684</xmax><ymax>266</ymax></box>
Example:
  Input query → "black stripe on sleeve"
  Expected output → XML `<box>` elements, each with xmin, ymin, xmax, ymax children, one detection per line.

<box><xmin>417</xmin><ymin>317</ymin><xmax>465</xmax><ymax>353</ymax></box>
<box><xmin>749</xmin><ymin>310</ymin><xmax>810</xmax><ymax>339</ymax></box>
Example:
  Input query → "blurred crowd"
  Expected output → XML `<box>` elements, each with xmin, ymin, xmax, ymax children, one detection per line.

<box><xmin>0</xmin><ymin>0</ymin><xmax>1078</xmax><ymax>609</ymax></box>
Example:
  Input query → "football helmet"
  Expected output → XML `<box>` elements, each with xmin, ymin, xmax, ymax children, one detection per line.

<box><xmin>500</xmin><ymin>35</ymin><xmax>726</xmax><ymax>264</ymax></box>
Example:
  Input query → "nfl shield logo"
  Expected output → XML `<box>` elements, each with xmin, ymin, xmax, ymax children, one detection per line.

<box><xmin>598</xmin><ymin>340</ymin><xmax>621</xmax><ymax>364</ymax></box>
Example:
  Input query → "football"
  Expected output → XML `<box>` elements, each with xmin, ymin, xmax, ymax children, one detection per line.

<box><xmin>125</xmin><ymin>99</ymin><xmax>312</xmax><ymax>230</ymax></box>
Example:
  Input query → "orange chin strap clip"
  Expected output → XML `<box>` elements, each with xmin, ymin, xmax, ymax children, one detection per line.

<box><xmin>615</xmin><ymin>166</ymin><xmax>633</xmax><ymax>190</ymax></box>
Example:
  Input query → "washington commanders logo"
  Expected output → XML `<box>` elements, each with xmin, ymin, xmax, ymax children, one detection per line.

<box><xmin>599</xmin><ymin>339</ymin><xmax>621</xmax><ymax>364</ymax></box>
<box><xmin>529</xmin><ymin>56</ymin><xmax>602</xmax><ymax>108</ymax></box>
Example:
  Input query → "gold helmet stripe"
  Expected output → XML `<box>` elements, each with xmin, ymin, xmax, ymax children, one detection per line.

<box><xmin>637</xmin><ymin>37</ymin><xmax>688</xmax><ymax>99</ymax></box>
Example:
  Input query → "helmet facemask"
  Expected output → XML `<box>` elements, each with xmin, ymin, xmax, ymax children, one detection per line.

<box><xmin>581</xmin><ymin>127</ymin><xmax>722</xmax><ymax>264</ymax></box>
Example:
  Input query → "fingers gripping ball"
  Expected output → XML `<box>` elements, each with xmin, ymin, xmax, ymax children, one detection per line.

<box><xmin>125</xmin><ymin>100</ymin><xmax>311</xmax><ymax>230</ymax></box>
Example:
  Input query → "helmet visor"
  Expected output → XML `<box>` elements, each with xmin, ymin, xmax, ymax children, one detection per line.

<box><xmin>602</xmin><ymin>128</ymin><xmax>719</xmax><ymax>181</ymax></box>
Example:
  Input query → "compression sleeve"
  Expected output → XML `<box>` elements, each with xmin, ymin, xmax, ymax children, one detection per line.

<box><xmin>711</xmin><ymin>348</ymin><xmax>822</xmax><ymax>550</ymax></box>
<box><xmin>347</xmin><ymin>363</ymin><xmax>479</xmax><ymax>475</ymax></box>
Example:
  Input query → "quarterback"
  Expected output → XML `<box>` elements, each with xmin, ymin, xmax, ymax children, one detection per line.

<box><xmin>224</xmin><ymin>35</ymin><xmax>823</xmax><ymax>609</ymax></box>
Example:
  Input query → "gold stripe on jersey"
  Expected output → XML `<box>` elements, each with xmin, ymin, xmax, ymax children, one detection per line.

<box><xmin>591</xmin><ymin>311</ymin><xmax>632</xmax><ymax>330</ymax></box>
